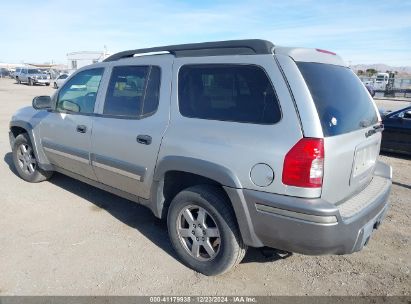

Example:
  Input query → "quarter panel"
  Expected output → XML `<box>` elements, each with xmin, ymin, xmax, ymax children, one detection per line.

<box><xmin>160</xmin><ymin>54</ymin><xmax>303</xmax><ymax>195</ymax></box>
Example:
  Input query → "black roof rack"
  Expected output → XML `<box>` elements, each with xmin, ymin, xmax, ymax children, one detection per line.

<box><xmin>104</xmin><ymin>39</ymin><xmax>274</xmax><ymax>62</ymax></box>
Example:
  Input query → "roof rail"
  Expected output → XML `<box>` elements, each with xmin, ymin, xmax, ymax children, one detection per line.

<box><xmin>104</xmin><ymin>39</ymin><xmax>274</xmax><ymax>62</ymax></box>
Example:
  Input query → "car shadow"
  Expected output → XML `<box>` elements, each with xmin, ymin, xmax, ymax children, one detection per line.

<box><xmin>380</xmin><ymin>151</ymin><xmax>411</xmax><ymax>161</ymax></box>
<box><xmin>49</xmin><ymin>172</ymin><xmax>179</xmax><ymax>260</ymax></box>
<box><xmin>4</xmin><ymin>152</ymin><xmax>18</xmax><ymax>176</ymax></box>
<box><xmin>4</xmin><ymin>151</ymin><xmax>287</xmax><ymax>265</ymax></box>
<box><xmin>242</xmin><ymin>247</ymin><xmax>292</xmax><ymax>264</ymax></box>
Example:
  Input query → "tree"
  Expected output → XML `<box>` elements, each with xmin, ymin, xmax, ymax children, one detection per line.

<box><xmin>357</xmin><ymin>70</ymin><xmax>364</xmax><ymax>75</ymax></box>
<box><xmin>366</xmin><ymin>68</ymin><xmax>377</xmax><ymax>76</ymax></box>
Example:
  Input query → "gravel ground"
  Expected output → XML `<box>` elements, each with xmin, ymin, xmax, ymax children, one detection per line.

<box><xmin>0</xmin><ymin>78</ymin><xmax>409</xmax><ymax>295</ymax></box>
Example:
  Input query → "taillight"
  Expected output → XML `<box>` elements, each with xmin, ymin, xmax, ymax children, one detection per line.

<box><xmin>282</xmin><ymin>138</ymin><xmax>324</xmax><ymax>188</ymax></box>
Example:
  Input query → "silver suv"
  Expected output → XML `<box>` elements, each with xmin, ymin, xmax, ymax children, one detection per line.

<box><xmin>16</xmin><ymin>67</ymin><xmax>50</xmax><ymax>86</ymax></box>
<box><xmin>9</xmin><ymin>40</ymin><xmax>392</xmax><ymax>275</ymax></box>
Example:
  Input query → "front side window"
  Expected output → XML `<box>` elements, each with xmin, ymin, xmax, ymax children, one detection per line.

<box><xmin>103</xmin><ymin>65</ymin><xmax>161</xmax><ymax>117</ymax></box>
<box><xmin>178</xmin><ymin>64</ymin><xmax>281</xmax><ymax>124</ymax></box>
<box><xmin>56</xmin><ymin>68</ymin><xmax>104</xmax><ymax>114</ymax></box>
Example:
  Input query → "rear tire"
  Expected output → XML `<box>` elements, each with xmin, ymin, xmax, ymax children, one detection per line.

<box><xmin>12</xmin><ymin>133</ymin><xmax>53</xmax><ymax>183</ymax></box>
<box><xmin>16</xmin><ymin>77</ymin><xmax>21</xmax><ymax>84</ymax></box>
<box><xmin>46</xmin><ymin>83</ymin><xmax>50</xmax><ymax>86</ymax></box>
<box><xmin>167</xmin><ymin>185</ymin><xmax>247</xmax><ymax>276</ymax></box>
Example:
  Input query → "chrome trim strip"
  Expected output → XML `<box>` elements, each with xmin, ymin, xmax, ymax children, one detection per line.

<box><xmin>255</xmin><ymin>203</ymin><xmax>338</xmax><ymax>224</ymax></box>
<box><xmin>93</xmin><ymin>161</ymin><xmax>142</xmax><ymax>181</ymax></box>
<box><xmin>43</xmin><ymin>147</ymin><xmax>89</xmax><ymax>164</ymax></box>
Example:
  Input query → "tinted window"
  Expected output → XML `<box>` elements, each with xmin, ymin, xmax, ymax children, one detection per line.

<box><xmin>104</xmin><ymin>66</ymin><xmax>161</xmax><ymax>117</ymax></box>
<box><xmin>57</xmin><ymin>68</ymin><xmax>104</xmax><ymax>114</ymax></box>
<box><xmin>297</xmin><ymin>63</ymin><xmax>378</xmax><ymax>137</ymax></box>
<box><xmin>28</xmin><ymin>69</ymin><xmax>41</xmax><ymax>74</ymax></box>
<box><xmin>178</xmin><ymin>65</ymin><xmax>281</xmax><ymax>124</ymax></box>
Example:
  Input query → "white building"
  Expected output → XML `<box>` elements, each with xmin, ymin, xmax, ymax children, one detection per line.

<box><xmin>67</xmin><ymin>50</ymin><xmax>110</xmax><ymax>73</ymax></box>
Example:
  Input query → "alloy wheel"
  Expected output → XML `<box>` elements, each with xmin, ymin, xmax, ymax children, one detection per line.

<box><xmin>176</xmin><ymin>204</ymin><xmax>221</xmax><ymax>261</ymax></box>
<box><xmin>16</xmin><ymin>143</ymin><xmax>36</xmax><ymax>175</ymax></box>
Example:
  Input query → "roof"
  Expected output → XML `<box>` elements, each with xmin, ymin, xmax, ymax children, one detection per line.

<box><xmin>104</xmin><ymin>39</ymin><xmax>275</xmax><ymax>62</ymax></box>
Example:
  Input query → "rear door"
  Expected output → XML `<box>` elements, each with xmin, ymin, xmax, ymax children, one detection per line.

<box><xmin>296</xmin><ymin>62</ymin><xmax>381</xmax><ymax>204</ymax></box>
<box><xmin>90</xmin><ymin>55</ymin><xmax>173</xmax><ymax>199</ymax></box>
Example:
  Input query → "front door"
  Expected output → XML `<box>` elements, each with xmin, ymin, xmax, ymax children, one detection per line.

<box><xmin>91</xmin><ymin>56</ymin><xmax>172</xmax><ymax>198</ymax></box>
<box><xmin>39</xmin><ymin>67</ymin><xmax>106</xmax><ymax>180</ymax></box>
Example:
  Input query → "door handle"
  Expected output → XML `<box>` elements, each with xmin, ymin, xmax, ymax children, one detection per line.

<box><xmin>137</xmin><ymin>135</ymin><xmax>152</xmax><ymax>145</ymax></box>
<box><xmin>76</xmin><ymin>125</ymin><xmax>87</xmax><ymax>133</ymax></box>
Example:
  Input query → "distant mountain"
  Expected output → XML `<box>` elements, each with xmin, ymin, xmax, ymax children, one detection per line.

<box><xmin>351</xmin><ymin>64</ymin><xmax>411</xmax><ymax>75</ymax></box>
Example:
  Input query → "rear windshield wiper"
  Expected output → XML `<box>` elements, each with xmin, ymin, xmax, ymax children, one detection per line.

<box><xmin>365</xmin><ymin>123</ymin><xmax>384</xmax><ymax>138</ymax></box>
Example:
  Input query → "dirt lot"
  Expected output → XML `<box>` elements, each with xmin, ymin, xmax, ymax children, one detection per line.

<box><xmin>0</xmin><ymin>78</ymin><xmax>409</xmax><ymax>295</ymax></box>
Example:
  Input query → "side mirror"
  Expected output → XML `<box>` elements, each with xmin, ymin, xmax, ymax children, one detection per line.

<box><xmin>32</xmin><ymin>96</ymin><xmax>52</xmax><ymax>110</ymax></box>
<box><xmin>404</xmin><ymin>110</ymin><xmax>411</xmax><ymax>119</ymax></box>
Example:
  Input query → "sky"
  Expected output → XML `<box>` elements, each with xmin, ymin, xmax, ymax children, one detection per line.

<box><xmin>0</xmin><ymin>0</ymin><xmax>410</xmax><ymax>66</ymax></box>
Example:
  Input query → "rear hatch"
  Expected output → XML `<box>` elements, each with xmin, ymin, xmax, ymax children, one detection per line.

<box><xmin>297</xmin><ymin>62</ymin><xmax>381</xmax><ymax>204</ymax></box>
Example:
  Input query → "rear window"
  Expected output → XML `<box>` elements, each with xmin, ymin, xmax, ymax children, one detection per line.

<box><xmin>178</xmin><ymin>64</ymin><xmax>281</xmax><ymax>124</ymax></box>
<box><xmin>297</xmin><ymin>62</ymin><xmax>378</xmax><ymax>137</ymax></box>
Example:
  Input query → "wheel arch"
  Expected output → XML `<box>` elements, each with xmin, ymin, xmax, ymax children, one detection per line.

<box><xmin>149</xmin><ymin>156</ymin><xmax>262</xmax><ymax>247</ymax></box>
<box><xmin>9</xmin><ymin>120</ymin><xmax>53</xmax><ymax>171</ymax></box>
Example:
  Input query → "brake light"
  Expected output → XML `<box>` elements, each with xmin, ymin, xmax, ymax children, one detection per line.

<box><xmin>282</xmin><ymin>138</ymin><xmax>324</xmax><ymax>188</ymax></box>
<box><xmin>316</xmin><ymin>48</ymin><xmax>336</xmax><ymax>55</ymax></box>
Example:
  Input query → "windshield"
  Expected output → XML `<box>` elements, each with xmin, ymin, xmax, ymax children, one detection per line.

<box><xmin>297</xmin><ymin>62</ymin><xmax>378</xmax><ymax>137</ymax></box>
<box><xmin>28</xmin><ymin>69</ymin><xmax>42</xmax><ymax>74</ymax></box>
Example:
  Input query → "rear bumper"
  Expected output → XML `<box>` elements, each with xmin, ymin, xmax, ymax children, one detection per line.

<box><xmin>237</xmin><ymin>161</ymin><xmax>392</xmax><ymax>255</ymax></box>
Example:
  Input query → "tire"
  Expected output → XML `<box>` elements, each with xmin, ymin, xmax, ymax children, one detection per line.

<box><xmin>46</xmin><ymin>83</ymin><xmax>50</xmax><ymax>86</ymax></box>
<box><xmin>16</xmin><ymin>77</ymin><xmax>21</xmax><ymax>84</ymax></box>
<box><xmin>53</xmin><ymin>82</ymin><xmax>58</xmax><ymax>89</ymax></box>
<box><xmin>12</xmin><ymin>133</ymin><xmax>53</xmax><ymax>183</ymax></box>
<box><xmin>28</xmin><ymin>78</ymin><xmax>33</xmax><ymax>86</ymax></box>
<box><xmin>167</xmin><ymin>185</ymin><xmax>247</xmax><ymax>276</ymax></box>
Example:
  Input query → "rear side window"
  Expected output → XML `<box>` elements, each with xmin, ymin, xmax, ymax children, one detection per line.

<box><xmin>297</xmin><ymin>62</ymin><xmax>378</xmax><ymax>137</ymax></box>
<box><xmin>104</xmin><ymin>66</ymin><xmax>161</xmax><ymax>118</ymax></box>
<box><xmin>178</xmin><ymin>64</ymin><xmax>281</xmax><ymax>124</ymax></box>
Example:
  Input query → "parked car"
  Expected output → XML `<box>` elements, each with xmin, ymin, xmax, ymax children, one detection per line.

<box><xmin>11</xmin><ymin>67</ymin><xmax>23</xmax><ymax>80</ymax></box>
<box><xmin>0</xmin><ymin>68</ymin><xmax>10</xmax><ymax>78</ymax></box>
<box><xmin>16</xmin><ymin>68</ymin><xmax>50</xmax><ymax>86</ymax></box>
<box><xmin>380</xmin><ymin>106</ymin><xmax>411</xmax><ymax>155</ymax></box>
<box><xmin>8</xmin><ymin>40</ymin><xmax>392</xmax><ymax>275</ymax></box>
<box><xmin>53</xmin><ymin>73</ymin><xmax>69</xmax><ymax>89</ymax></box>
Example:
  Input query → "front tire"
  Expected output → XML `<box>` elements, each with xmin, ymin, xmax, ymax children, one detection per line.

<box><xmin>167</xmin><ymin>185</ymin><xmax>247</xmax><ymax>276</ymax></box>
<box><xmin>12</xmin><ymin>133</ymin><xmax>53</xmax><ymax>182</ymax></box>
<box><xmin>16</xmin><ymin>77</ymin><xmax>21</xmax><ymax>84</ymax></box>
<box><xmin>54</xmin><ymin>82</ymin><xmax>58</xmax><ymax>89</ymax></box>
<box><xmin>28</xmin><ymin>78</ymin><xmax>33</xmax><ymax>86</ymax></box>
